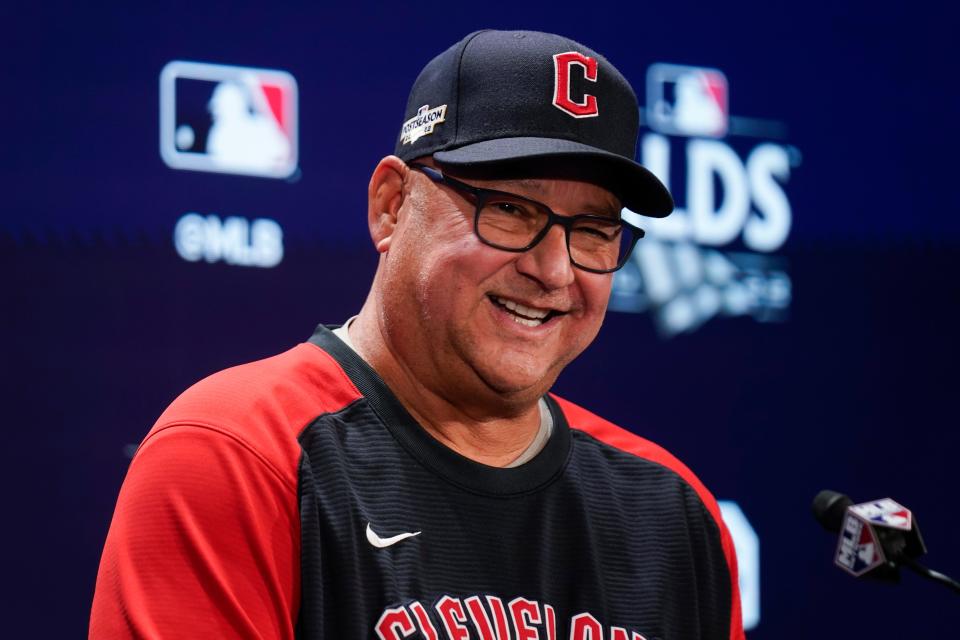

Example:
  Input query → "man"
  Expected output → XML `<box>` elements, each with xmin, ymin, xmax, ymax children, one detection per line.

<box><xmin>91</xmin><ymin>30</ymin><xmax>744</xmax><ymax>640</ymax></box>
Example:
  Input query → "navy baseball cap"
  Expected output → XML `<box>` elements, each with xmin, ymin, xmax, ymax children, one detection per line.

<box><xmin>394</xmin><ymin>30</ymin><xmax>673</xmax><ymax>217</ymax></box>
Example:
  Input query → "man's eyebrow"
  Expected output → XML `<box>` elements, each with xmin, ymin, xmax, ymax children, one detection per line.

<box><xmin>490</xmin><ymin>177</ymin><xmax>621</xmax><ymax>214</ymax></box>
<box><xmin>504</xmin><ymin>178</ymin><xmax>547</xmax><ymax>195</ymax></box>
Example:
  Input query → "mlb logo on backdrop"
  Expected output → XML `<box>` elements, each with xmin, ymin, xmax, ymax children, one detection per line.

<box><xmin>160</xmin><ymin>61</ymin><xmax>298</xmax><ymax>179</ymax></box>
<box><xmin>646</xmin><ymin>63</ymin><xmax>728</xmax><ymax>138</ymax></box>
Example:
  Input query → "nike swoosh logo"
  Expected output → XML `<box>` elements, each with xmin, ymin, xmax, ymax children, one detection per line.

<box><xmin>366</xmin><ymin>523</ymin><xmax>421</xmax><ymax>548</ymax></box>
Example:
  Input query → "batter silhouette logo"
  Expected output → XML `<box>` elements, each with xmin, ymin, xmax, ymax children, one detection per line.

<box><xmin>646</xmin><ymin>63</ymin><xmax>728</xmax><ymax>138</ymax></box>
<box><xmin>160</xmin><ymin>61</ymin><xmax>298</xmax><ymax>179</ymax></box>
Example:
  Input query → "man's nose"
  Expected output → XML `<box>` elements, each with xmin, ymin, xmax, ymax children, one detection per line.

<box><xmin>515</xmin><ymin>224</ymin><xmax>575</xmax><ymax>290</ymax></box>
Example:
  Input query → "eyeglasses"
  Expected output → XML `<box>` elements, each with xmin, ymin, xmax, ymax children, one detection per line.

<box><xmin>409</xmin><ymin>163</ymin><xmax>644</xmax><ymax>274</ymax></box>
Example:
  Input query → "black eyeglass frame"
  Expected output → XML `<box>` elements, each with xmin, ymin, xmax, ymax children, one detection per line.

<box><xmin>409</xmin><ymin>163</ymin><xmax>644</xmax><ymax>274</ymax></box>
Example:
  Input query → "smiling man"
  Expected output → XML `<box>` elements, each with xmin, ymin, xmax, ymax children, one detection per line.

<box><xmin>91</xmin><ymin>30</ymin><xmax>744</xmax><ymax>640</ymax></box>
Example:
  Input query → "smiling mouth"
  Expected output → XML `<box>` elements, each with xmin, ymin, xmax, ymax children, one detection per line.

<box><xmin>488</xmin><ymin>295</ymin><xmax>564</xmax><ymax>328</ymax></box>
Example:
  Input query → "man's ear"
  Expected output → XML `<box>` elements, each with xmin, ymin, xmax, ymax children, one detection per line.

<box><xmin>367</xmin><ymin>155</ymin><xmax>408</xmax><ymax>253</ymax></box>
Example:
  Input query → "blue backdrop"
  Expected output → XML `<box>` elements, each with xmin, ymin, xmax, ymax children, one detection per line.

<box><xmin>3</xmin><ymin>1</ymin><xmax>958</xmax><ymax>636</ymax></box>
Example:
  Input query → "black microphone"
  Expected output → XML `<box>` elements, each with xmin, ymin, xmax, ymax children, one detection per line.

<box><xmin>812</xmin><ymin>490</ymin><xmax>960</xmax><ymax>594</ymax></box>
<box><xmin>811</xmin><ymin>489</ymin><xmax>853</xmax><ymax>533</ymax></box>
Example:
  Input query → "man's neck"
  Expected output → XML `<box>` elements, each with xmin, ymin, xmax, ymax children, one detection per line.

<box><xmin>347</xmin><ymin>308</ymin><xmax>544</xmax><ymax>467</ymax></box>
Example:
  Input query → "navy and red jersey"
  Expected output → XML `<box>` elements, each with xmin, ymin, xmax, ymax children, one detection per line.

<box><xmin>91</xmin><ymin>325</ymin><xmax>744</xmax><ymax>639</ymax></box>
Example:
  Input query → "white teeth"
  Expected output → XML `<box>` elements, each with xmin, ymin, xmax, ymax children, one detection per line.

<box><xmin>491</xmin><ymin>296</ymin><xmax>550</xmax><ymax>328</ymax></box>
<box><xmin>511</xmin><ymin>315</ymin><xmax>541</xmax><ymax>327</ymax></box>
<box><xmin>494</xmin><ymin>296</ymin><xmax>549</xmax><ymax>320</ymax></box>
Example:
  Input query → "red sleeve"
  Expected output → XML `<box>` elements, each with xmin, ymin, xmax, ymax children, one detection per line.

<box><xmin>89</xmin><ymin>424</ymin><xmax>300</xmax><ymax>639</ymax></box>
<box><xmin>552</xmin><ymin>395</ymin><xmax>745</xmax><ymax>640</ymax></box>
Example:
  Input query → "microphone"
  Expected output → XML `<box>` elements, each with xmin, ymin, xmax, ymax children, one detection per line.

<box><xmin>811</xmin><ymin>489</ymin><xmax>853</xmax><ymax>533</ymax></box>
<box><xmin>812</xmin><ymin>490</ymin><xmax>960</xmax><ymax>594</ymax></box>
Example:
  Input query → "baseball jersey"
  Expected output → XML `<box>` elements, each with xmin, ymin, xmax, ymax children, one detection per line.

<box><xmin>90</xmin><ymin>324</ymin><xmax>744</xmax><ymax>640</ymax></box>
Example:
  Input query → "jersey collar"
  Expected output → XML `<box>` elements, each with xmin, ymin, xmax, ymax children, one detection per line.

<box><xmin>308</xmin><ymin>324</ymin><xmax>572</xmax><ymax>496</ymax></box>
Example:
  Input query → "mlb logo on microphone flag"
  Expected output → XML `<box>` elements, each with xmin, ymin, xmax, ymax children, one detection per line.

<box><xmin>646</xmin><ymin>63</ymin><xmax>728</xmax><ymax>138</ymax></box>
<box><xmin>835</xmin><ymin>511</ymin><xmax>885</xmax><ymax>577</ymax></box>
<box><xmin>160</xmin><ymin>61</ymin><xmax>298</xmax><ymax>179</ymax></box>
<box><xmin>850</xmin><ymin>498</ymin><xmax>913</xmax><ymax>531</ymax></box>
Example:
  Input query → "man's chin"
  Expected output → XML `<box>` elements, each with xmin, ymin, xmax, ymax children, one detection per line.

<box><xmin>472</xmin><ymin>360</ymin><xmax>561</xmax><ymax>403</ymax></box>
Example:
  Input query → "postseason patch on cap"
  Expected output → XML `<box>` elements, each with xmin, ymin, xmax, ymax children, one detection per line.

<box><xmin>400</xmin><ymin>104</ymin><xmax>447</xmax><ymax>145</ymax></box>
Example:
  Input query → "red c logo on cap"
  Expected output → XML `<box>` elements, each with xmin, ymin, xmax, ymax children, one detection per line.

<box><xmin>553</xmin><ymin>52</ymin><xmax>599</xmax><ymax>118</ymax></box>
